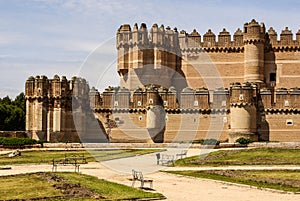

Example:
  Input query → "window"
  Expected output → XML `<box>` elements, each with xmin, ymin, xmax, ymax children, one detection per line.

<box><xmin>223</xmin><ymin>117</ymin><xmax>227</xmax><ymax>123</ymax></box>
<box><xmin>286</xmin><ymin>119</ymin><xmax>293</xmax><ymax>126</ymax></box>
<box><xmin>163</xmin><ymin>101</ymin><xmax>168</xmax><ymax>106</ymax></box>
<box><xmin>284</xmin><ymin>100</ymin><xmax>289</xmax><ymax>107</ymax></box>
<box><xmin>194</xmin><ymin>100</ymin><xmax>199</xmax><ymax>107</ymax></box>
<box><xmin>221</xmin><ymin>100</ymin><xmax>226</xmax><ymax>107</ymax></box>
<box><xmin>165</xmin><ymin>116</ymin><xmax>168</xmax><ymax>121</ymax></box>
<box><xmin>138</xmin><ymin>116</ymin><xmax>142</xmax><ymax>121</ymax></box>
<box><xmin>149</xmin><ymin>98</ymin><xmax>153</xmax><ymax>104</ymax></box>
<box><xmin>114</xmin><ymin>101</ymin><xmax>118</xmax><ymax>107</ymax></box>
<box><xmin>239</xmin><ymin>94</ymin><xmax>244</xmax><ymax>101</ymax></box>
<box><xmin>270</xmin><ymin>73</ymin><xmax>276</xmax><ymax>82</ymax></box>
<box><xmin>137</xmin><ymin>101</ymin><xmax>142</xmax><ymax>106</ymax></box>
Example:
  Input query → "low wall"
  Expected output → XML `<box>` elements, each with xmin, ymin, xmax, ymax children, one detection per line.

<box><xmin>0</xmin><ymin>131</ymin><xmax>28</xmax><ymax>138</ymax></box>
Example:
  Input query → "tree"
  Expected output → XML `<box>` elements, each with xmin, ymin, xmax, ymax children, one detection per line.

<box><xmin>0</xmin><ymin>93</ymin><xmax>26</xmax><ymax>131</ymax></box>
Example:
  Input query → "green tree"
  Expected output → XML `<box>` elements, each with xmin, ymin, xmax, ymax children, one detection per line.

<box><xmin>0</xmin><ymin>93</ymin><xmax>26</xmax><ymax>131</ymax></box>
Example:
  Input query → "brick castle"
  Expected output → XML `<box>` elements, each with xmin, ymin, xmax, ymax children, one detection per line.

<box><xmin>25</xmin><ymin>19</ymin><xmax>300</xmax><ymax>143</ymax></box>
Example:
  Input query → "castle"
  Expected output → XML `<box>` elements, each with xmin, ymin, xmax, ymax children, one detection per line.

<box><xmin>26</xmin><ymin>19</ymin><xmax>300</xmax><ymax>143</ymax></box>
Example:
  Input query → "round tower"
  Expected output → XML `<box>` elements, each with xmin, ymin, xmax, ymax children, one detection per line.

<box><xmin>229</xmin><ymin>82</ymin><xmax>258</xmax><ymax>142</ymax></box>
<box><xmin>243</xmin><ymin>19</ymin><xmax>265</xmax><ymax>84</ymax></box>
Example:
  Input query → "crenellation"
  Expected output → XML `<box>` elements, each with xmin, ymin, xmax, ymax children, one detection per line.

<box><xmin>203</xmin><ymin>29</ymin><xmax>216</xmax><ymax>47</ymax></box>
<box><xmin>27</xmin><ymin>19</ymin><xmax>300</xmax><ymax>143</ymax></box>
<box><xmin>280</xmin><ymin>27</ymin><xmax>293</xmax><ymax>46</ymax></box>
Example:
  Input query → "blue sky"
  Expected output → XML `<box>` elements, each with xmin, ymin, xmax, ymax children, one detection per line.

<box><xmin>1</xmin><ymin>0</ymin><xmax>300</xmax><ymax>98</ymax></box>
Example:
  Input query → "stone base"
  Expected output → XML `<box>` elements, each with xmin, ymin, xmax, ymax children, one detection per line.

<box><xmin>228</xmin><ymin>132</ymin><xmax>258</xmax><ymax>143</ymax></box>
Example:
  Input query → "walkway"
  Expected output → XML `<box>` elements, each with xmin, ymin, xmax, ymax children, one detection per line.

<box><xmin>0</xmin><ymin>148</ymin><xmax>299</xmax><ymax>200</ymax></box>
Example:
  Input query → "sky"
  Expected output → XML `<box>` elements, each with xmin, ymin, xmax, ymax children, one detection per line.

<box><xmin>1</xmin><ymin>0</ymin><xmax>300</xmax><ymax>99</ymax></box>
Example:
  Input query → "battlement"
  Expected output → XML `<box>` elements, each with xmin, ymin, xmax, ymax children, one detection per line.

<box><xmin>117</xmin><ymin>20</ymin><xmax>300</xmax><ymax>53</ymax></box>
<box><xmin>25</xmin><ymin>75</ymin><xmax>89</xmax><ymax>100</ymax></box>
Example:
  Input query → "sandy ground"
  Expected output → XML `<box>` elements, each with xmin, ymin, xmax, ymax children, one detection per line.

<box><xmin>0</xmin><ymin>148</ymin><xmax>299</xmax><ymax>200</ymax></box>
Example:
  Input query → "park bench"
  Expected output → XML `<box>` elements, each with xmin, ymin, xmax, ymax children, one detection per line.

<box><xmin>176</xmin><ymin>150</ymin><xmax>187</xmax><ymax>159</ymax></box>
<box><xmin>131</xmin><ymin>169</ymin><xmax>153</xmax><ymax>189</ymax></box>
<box><xmin>156</xmin><ymin>154</ymin><xmax>175</xmax><ymax>166</ymax></box>
<box><xmin>51</xmin><ymin>153</ymin><xmax>87</xmax><ymax>172</ymax></box>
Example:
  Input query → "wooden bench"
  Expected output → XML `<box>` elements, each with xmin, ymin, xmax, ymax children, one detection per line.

<box><xmin>51</xmin><ymin>159</ymin><xmax>80</xmax><ymax>172</ymax></box>
<box><xmin>176</xmin><ymin>150</ymin><xmax>188</xmax><ymax>159</ymax></box>
<box><xmin>156</xmin><ymin>154</ymin><xmax>175</xmax><ymax>166</ymax></box>
<box><xmin>52</xmin><ymin>154</ymin><xmax>87</xmax><ymax>172</ymax></box>
<box><xmin>131</xmin><ymin>169</ymin><xmax>153</xmax><ymax>189</ymax></box>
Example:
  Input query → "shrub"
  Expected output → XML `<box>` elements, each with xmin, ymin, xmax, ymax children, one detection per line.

<box><xmin>0</xmin><ymin>137</ymin><xmax>37</xmax><ymax>147</ymax></box>
<box><xmin>236</xmin><ymin>137</ymin><xmax>254</xmax><ymax>145</ymax></box>
<box><xmin>202</xmin><ymin>138</ymin><xmax>220</xmax><ymax>145</ymax></box>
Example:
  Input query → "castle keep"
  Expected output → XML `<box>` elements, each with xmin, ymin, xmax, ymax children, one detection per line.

<box><xmin>26</xmin><ymin>20</ymin><xmax>300</xmax><ymax>143</ymax></box>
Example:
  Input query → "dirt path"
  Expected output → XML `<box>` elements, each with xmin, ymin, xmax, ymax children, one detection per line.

<box><xmin>0</xmin><ymin>162</ymin><xmax>299</xmax><ymax>201</ymax></box>
<box><xmin>0</xmin><ymin>148</ymin><xmax>299</xmax><ymax>200</ymax></box>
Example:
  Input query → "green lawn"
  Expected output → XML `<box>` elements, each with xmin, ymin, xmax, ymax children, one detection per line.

<box><xmin>0</xmin><ymin>149</ymin><xmax>161</xmax><ymax>166</ymax></box>
<box><xmin>175</xmin><ymin>148</ymin><xmax>300</xmax><ymax>166</ymax></box>
<box><xmin>0</xmin><ymin>172</ymin><xmax>165</xmax><ymax>200</ymax></box>
<box><xmin>166</xmin><ymin>170</ymin><xmax>300</xmax><ymax>193</ymax></box>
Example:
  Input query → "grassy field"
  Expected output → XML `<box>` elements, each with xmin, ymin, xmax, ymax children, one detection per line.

<box><xmin>0</xmin><ymin>149</ymin><xmax>161</xmax><ymax>166</ymax></box>
<box><xmin>175</xmin><ymin>148</ymin><xmax>300</xmax><ymax>166</ymax></box>
<box><xmin>166</xmin><ymin>170</ymin><xmax>300</xmax><ymax>193</ymax></box>
<box><xmin>0</xmin><ymin>172</ymin><xmax>165</xmax><ymax>200</ymax></box>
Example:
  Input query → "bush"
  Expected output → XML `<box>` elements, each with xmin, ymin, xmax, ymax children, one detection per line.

<box><xmin>0</xmin><ymin>137</ymin><xmax>37</xmax><ymax>147</ymax></box>
<box><xmin>236</xmin><ymin>137</ymin><xmax>254</xmax><ymax>145</ymax></box>
<box><xmin>202</xmin><ymin>138</ymin><xmax>220</xmax><ymax>145</ymax></box>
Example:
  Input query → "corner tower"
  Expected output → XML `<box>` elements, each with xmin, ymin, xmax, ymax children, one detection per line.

<box><xmin>243</xmin><ymin>19</ymin><xmax>266</xmax><ymax>84</ymax></box>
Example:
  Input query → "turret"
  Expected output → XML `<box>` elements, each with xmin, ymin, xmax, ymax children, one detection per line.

<box><xmin>280</xmin><ymin>27</ymin><xmax>293</xmax><ymax>46</ymax></box>
<box><xmin>89</xmin><ymin>87</ymin><xmax>101</xmax><ymax>109</ymax></box>
<box><xmin>233</xmin><ymin>28</ymin><xmax>243</xmax><ymax>46</ymax></box>
<box><xmin>267</xmin><ymin>27</ymin><xmax>278</xmax><ymax>45</ymax></box>
<box><xmin>243</xmin><ymin>19</ymin><xmax>265</xmax><ymax>83</ymax></box>
<box><xmin>229</xmin><ymin>82</ymin><xmax>258</xmax><ymax>142</ymax></box>
<box><xmin>218</xmin><ymin>28</ymin><xmax>231</xmax><ymax>47</ymax></box>
<box><xmin>203</xmin><ymin>29</ymin><xmax>216</xmax><ymax>47</ymax></box>
<box><xmin>188</xmin><ymin>29</ymin><xmax>201</xmax><ymax>47</ymax></box>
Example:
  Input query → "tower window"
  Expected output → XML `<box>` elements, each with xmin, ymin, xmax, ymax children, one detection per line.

<box><xmin>163</xmin><ymin>101</ymin><xmax>168</xmax><ymax>106</ymax></box>
<box><xmin>286</xmin><ymin>119</ymin><xmax>293</xmax><ymax>126</ymax></box>
<box><xmin>270</xmin><ymin>73</ymin><xmax>276</xmax><ymax>82</ymax></box>
<box><xmin>194</xmin><ymin>100</ymin><xmax>199</xmax><ymax>107</ymax></box>
<box><xmin>284</xmin><ymin>100</ymin><xmax>289</xmax><ymax>107</ymax></box>
<box><xmin>149</xmin><ymin>98</ymin><xmax>153</xmax><ymax>104</ymax></box>
<box><xmin>221</xmin><ymin>100</ymin><xmax>226</xmax><ymax>107</ymax></box>
<box><xmin>114</xmin><ymin>101</ymin><xmax>118</xmax><ymax>107</ymax></box>
<box><xmin>239</xmin><ymin>94</ymin><xmax>244</xmax><ymax>101</ymax></box>
<box><xmin>138</xmin><ymin>116</ymin><xmax>142</xmax><ymax>121</ymax></box>
<box><xmin>137</xmin><ymin>101</ymin><xmax>142</xmax><ymax>106</ymax></box>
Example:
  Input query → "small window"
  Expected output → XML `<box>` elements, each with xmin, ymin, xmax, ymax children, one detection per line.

<box><xmin>114</xmin><ymin>101</ymin><xmax>118</xmax><ymax>107</ymax></box>
<box><xmin>286</xmin><ymin>119</ymin><xmax>293</xmax><ymax>126</ymax></box>
<box><xmin>137</xmin><ymin>101</ymin><xmax>142</xmax><ymax>106</ymax></box>
<box><xmin>165</xmin><ymin>116</ymin><xmax>168</xmax><ymax>121</ymax></box>
<box><xmin>138</xmin><ymin>116</ymin><xmax>142</xmax><ymax>121</ymax></box>
<box><xmin>270</xmin><ymin>73</ymin><xmax>276</xmax><ymax>82</ymax></box>
<box><xmin>284</xmin><ymin>100</ymin><xmax>289</xmax><ymax>107</ymax></box>
<box><xmin>149</xmin><ymin>98</ymin><xmax>153</xmax><ymax>104</ymax></box>
<box><xmin>223</xmin><ymin>117</ymin><xmax>227</xmax><ymax>123</ymax></box>
<box><xmin>194</xmin><ymin>100</ymin><xmax>199</xmax><ymax>107</ymax></box>
<box><xmin>239</xmin><ymin>94</ymin><xmax>244</xmax><ymax>101</ymax></box>
<box><xmin>221</xmin><ymin>100</ymin><xmax>226</xmax><ymax>107</ymax></box>
<box><xmin>163</xmin><ymin>101</ymin><xmax>168</xmax><ymax>106</ymax></box>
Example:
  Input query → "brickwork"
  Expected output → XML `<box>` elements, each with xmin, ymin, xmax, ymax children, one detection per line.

<box><xmin>26</xmin><ymin>19</ymin><xmax>300</xmax><ymax>143</ymax></box>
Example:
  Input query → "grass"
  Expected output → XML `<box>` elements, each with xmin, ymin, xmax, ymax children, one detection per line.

<box><xmin>56</xmin><ymin>172</ymin><xmax>164</xmax><ymax>200</ymax></box>
<box><xmin>0</xmin><ymin>149</ymin><xmax>162</xmax><ymax>166</ymax></box>
<box><xmin>0</xmin><ymin>172</ymin><xmax>165</xmax><ymax>200</ymax></box>
<box><xmin>175</xmin><ymin>148</ymin><xmax>300</xmax><ymax>166</ymax></box>
<box><xmin>166</xmin><ymin>170</ymin><xmax>300</xmax><ymax>193</ymax></box>
<box><xmin>0</xmin><ymin>174</ymin><xmax>62</xmax><ymax>200</ymax></box>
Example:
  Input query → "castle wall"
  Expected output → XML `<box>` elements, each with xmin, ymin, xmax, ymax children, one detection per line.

<box><xmin>264</xmin><ymin>114</ymin><xmax>300</xmax><ymax>142</ymax></box>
